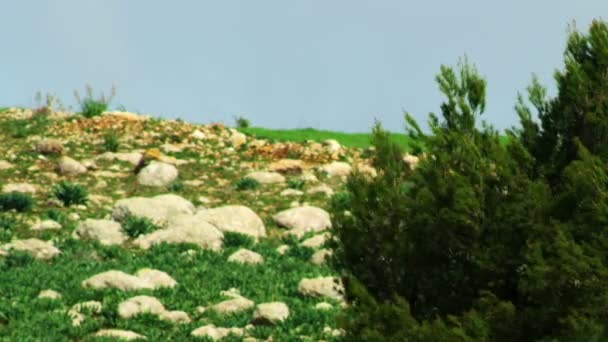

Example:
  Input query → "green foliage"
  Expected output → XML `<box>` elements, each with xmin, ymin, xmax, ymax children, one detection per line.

<box><xmin>121</xmin><ymin>215</ymin><xmax>159</xmax><ymax>238</ymax></box>
<box><xmin>52</xmin><ymin>181</ymin><xmax>88</xmax><ymax>207</ymax></box>
<box><xmin>223</xmin><ymin>232</ymin><xmax>255</xmax><ymax>249</ymax></box>
<box><xmin>287</xmin><ymin>179</ymin><xmax>305</xmax><ymax>190</ymax></box>
<box><xmin>4</xmin><ymin>114</ymin><xmax>52</xmax><ymax>139</ymax></box>
<box><xmin>102</xmin><ymin>131</ymin><xmax>120</xmax><ymax>152</ymax></box>
<box><xmin>234</xmin><ymin>116</ymin><xmax>251</xmax><ymax>129</ymax></box>
<box><xmin>0</xmin><ymin>214</ymin><xmax>16</xmax><ymax>242</ymax></box>
<box><xmin>74</xmin><ymin>84</ymin><xmax>116</xmax><ymax>118</ymax></box>
<box><xmin>0</xmin><ymin>192</ymin><xmax>34</xmax><ymax>212</ymax></box>
<box><xmin>167</xmin><ymin>179</ymin><xmax>184</xmax><ymax>192</ymax></box>
<box><xmin>234</xmin><ymin>177</ymin><xmax>260</xmax><ymax>191</ymax></box>
<box><xmin>332</xmin><ymin>28</ymin><xmax>608</xmax><ymax>341</ymax></box>
<box><xmin>515</xmin><ymin>20</ymin><xmax>608</xmax><ymax>184</ymax></box>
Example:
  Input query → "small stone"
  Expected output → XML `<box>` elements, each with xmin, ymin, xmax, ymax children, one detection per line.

<box><xmin>276</xmin><ymin>245</ymin><xmax>290</xmax><ymax>255</ymax></box>
<box><xmin>57</xmin><ymin>156</ymin><xmax>87</xmax><ymax>175</ymax></box>
<box><xmin>228</xmin><ymin>249</ymin><xmax>264</xmax><ymax>265</ymax></box>
<box><xmin>93</xmin><ymin>329</ymin><xmax>146</xmax><ymax>340</ymax></box>
<box><xmin>310</xmin><ymin>249</ymin><xmax>332</xmax><ymax>265</ymax></box>
<box><xmin>315</xmin><ymin>302</ymin><xmax>333</xmax><ymax>311</ymax></box>
<box><xmin>36</xmin><ymin>139</ymin><xmax>64</xmax><ymax>155</ymax></box>
<box><xmin>30</xmin><ymin>219</ymin><xmax>62</xmax><ymax>231</ymax></box>
<box><xmin>2</xmin><ymin>183</ymin><xmax>37</xmax><ymax>194</ymax></box>
<box><xmin>38</xmin><ymin>289</ymin><xmax>62</xmax><ymax>300</ymax></box>
<box><xmin>252</xmin><ymin>302</ymin><xmax>289</xmax><ymax>325</ymax></box>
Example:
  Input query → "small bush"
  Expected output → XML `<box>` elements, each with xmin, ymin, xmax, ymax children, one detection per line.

<box><xmin>102</xmin><ymin>132</ymin><xmax>120</xmax><ymax>152</ymax></box>
<box><xmin>286</xmin><ymin>244</ymin><xmax>315</xmax><ymax>261</ymax></box>
<box><xmin>74</xmin><ymin>84</ymin><xmax>116</xmax><ymax>118</ymax></box>
<box><xmin>121</xmin><ymin>215</ymin><xmax>159</xmax><ymax>238</ymax></box>
<box><xmin>0</xmin><ymin>214</ymin><xmax>16</xmax><ymax>242</ymax></box>
<box><xmin>167</xmin><ymin>179</ymin><xmax>184</xmax><ymax>192</ymax></box>
<box><xmin>234</xmin><ymin>116</ymin><xmax>251</xmax><ymax>129</ymax></box>
<box><xmin>52</xmin><ymin>181</ymin><xmax>88</xmax><ymax>207</ymax></box>
<box><xmin>223</xmin><ymin>232</ymin><xmax>255</xmax><ymax>249</ymax></box>
<box><xmin>329</xmin><ymin>192</ymin><xmax>352</xmax><ymax>212</ymax></box>
<box><xmin>0</xmin><ymin>192</ymin><xmax>34</xmax><ymax>212</ymax></box>
<box><xmin>1</xmin><ymin>251</ymin><xmax>35</xmax><ymax>269</ymax></box>
<box><xmin>287</xmin><ymin>179</ymin><xmax>305</xmax><ymax>190</ymax></box>
<box><xmin>234</xmin><ymin>177</ymin><xmax>260</xmax><ymax>191</ymax></box>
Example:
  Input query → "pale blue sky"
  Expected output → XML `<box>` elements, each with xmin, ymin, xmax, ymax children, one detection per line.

<box><xmin>1</xmin><ymin>1</ymin><xmax>606</xmax><ymax>132</ymax></box>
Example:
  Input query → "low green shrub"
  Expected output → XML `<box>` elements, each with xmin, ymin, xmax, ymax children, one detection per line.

<box><xmin>167</xmin><ymin>179</ymin><xmax>184</xmax><ymax>192</ymax></box>
<box><xmin>121</xmin><ymin>215</ymin><xmax>159</xmax><ymax>238</ymax></box>
<box><xmin>102</xmin><ymin>132</ymin><xmax>120</xmax><ymax>152</ymax></box>
<box><xmin>52</xmin><ymin>181</ymin><xmax>88</xmax><ymax>207</ymax></box>
<box><xmin>287</xmin><ymin>179</ymin><xmax>305</xmax><ymax>190</ymax></box>
<box><xmin>234</xmin><ymin>177</ymin><xmax>260</xmax><ymax>191</ymax></box>
<box><xmin>0</xmin><ymin>192</ymin><xmax>34</xmax><ymax>212</ymax></box>
<box><xmin>234</xmin><ymin>116</ymin><xmax>251</xmax><ymax>129</ymax></box>
<box><xmin>74</xmin><ymin>84</ymin><xmax>116</xmax><ymax>118</ymax></box>
<box><xmin>223</xmin><ymin>232</ymin><xmax>255</xmax><ymax>249</ymax></box>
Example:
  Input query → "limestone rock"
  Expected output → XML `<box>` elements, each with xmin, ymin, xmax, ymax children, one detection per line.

<box><xmin>82</xmin><ymin>269</ymin><xmax>176</xmax><ymax>291</ymax></box>
<box><xmin>93</xmin><ymin>329</ymin><xmax>146</xmax><ymax>340</ymax></box>
<box><xmin>252</xmin><ymin>302</ymin><xmax>289</xmax><ymax>325</ymax></box>
<box><xmin>0</xmin><ymin>238</ymin><xmax>61</xmax><ymax>260</ymax></box>
<box><xmin>280</xmin><ymin>188</ymin><xmax>303</xmax><ymax>196</ymax></box>
<box><xmin>57</xmin><ymin>156</ymin><xmax>87</xmax><ymax>175</ymax></box>
<box><xmin>306</xmin><ymin>183</ymin><xmax>334</xmax><ymax>196</ymax></box>
<box><xmin>30</xmin><ymin>219</ymin><xmax>61</xmax><ymax>231</ymax></box>
<box><xmin>310</xmin><ymin>249</ymin><xmax>332</xmax><ymax>265</ymax></box>
<box><xmin>268</xmin><ymin>159</ymin><xmax>304</xmax><ymax>174</ymax></box>
<box><xmin>137</xmin><ymin>161</ymin><xmax>178</xmax><ymax>187</ymax></box>
<box><xmin>322</xmin><ymin>139</ymin><xmax>341</xmax><ymax>153</ymax></box>
<box><xmin>245</xmin><ymin>171</ymin><xmax>285</xmax><ymax>184</ymax></box>
<box><xmin>97</xmin><ymin>152</ymin><xmax>143</xmax><ymax>166</ymax></box>
<box><xmin>301</xmin><ymin>233</ymin><xmax>329</xmax><ymax>249</ymax></box>
<box><xmin>38</xmin><ymin>289</ymin><xmax>62</xmax><ymax>300</ymax></box>
<box><xmin>191</xmin><ymin>324</ymin><xmax>244</xmax><ymax>340</ymax></box>
<box><xmin>118</xmin><ymin>295</ymin><xmax>166</xmax><ymax>318</ymax></box>
<box><xmin>228</xmin><ymin>249</ymin><xmax>264</xmax><ymax>265</ymax></box>
<box><xmin>298</xmin><ymin>277</ymin><xmax>344</xmax><ymax>301</ymax></box>
<box><xmin>273</xmin><ymin>206</ymin><xmax>332</xmax><ymax>238</ymax></box>
<box><xmin>209</xmin><ymin>295</ymin><xmax>255</xmax><ymax>314</ymax></box>
<box><xmin>0</xmin><ymin>160</ymin><xmax>14</xmax><ymax>170</ymax></box>
<box><xmin>319</xmin><ymin>161</ymin><xmax>351</xmax><ymax>177</ymax></box>
<box><xmin>72</xmin><ymin>219</ymin><xmax>128</xmax><ymax>246</ymax></box>
<box><xmin>102</xmin><ymin>110</ymin><xmax>149</xmax><ymax>121</ymax></box>
<box><xmin>111</xmin><ymin>194</ymin><xmax>195</xmax><ymax>224</ymax></box>
<box><xmin>2</xmin><ymin>183</ymin><xmax>37</xmax><ymax>194</ymax></box>
<box><xmin>230</xmin><ymin>131</ymin><xmax>247</xmax><ymax>147</ymax></box>
<box><xmin>196</xmin><ymin>205</ymin><xmax>266</xmax><ymax>240</ymax></box>
<box><xmin>36</xmin><ymin>139</ymin><xmax>64</xmax><ymax>155</ymax></box>
<box><xmin>133</xmin><ymin>214</ymin><xmax>223</xmax><ymax>251</ymax></box>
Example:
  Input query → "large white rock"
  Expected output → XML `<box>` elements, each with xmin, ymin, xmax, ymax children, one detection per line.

<box><xmin>118</xmin><ymin>295</ymin><xmax>166</xmax><ymax>318</ymax></box>
<box><xmin>298</xmin><ymin>277</ymin><xmax>344</xmax><ymax>301</ymax></box>
<box><xmin>36</xmin><ymin>139</ymin><xmax>64</xmax><ymax>155</ymax></box>
<box><xmin>230</xmin><ymin>131</ymin><xmax>247</xmax><ymax>147</ymax></box>
<box><xmin>227</xmin><ymin>249</ymin><xmax>264</xmax><ymax>265</ymax></box>
<box><xmin>196</xmin><ymin>205</ymin><xmax>266</xmax><ymax>240</ymax></box>
<box><xmin>72</xmin><ymin>219</ymin><xmax>128</xmax><ymax>246</ymax></box>
<box><xmin>102</xmin><ymin>110</ymin><xmax>149</xmax><ymax>121</ymax></box>
<box><xmin>97</xmin><ymin>152</ymin><xmax>144</xmax><ymax>166</ymax></box>
<box><xmin>38</xmin><ymin>289</ymin><xmax>62</xmax><ymax>300</ymax></box>
<box><xmin>82</xmin><ymin>269</ymin><xmax>176</xmax><ymax>291</ymax></box>
<box><xmin>93</xmin><ymin>329</ymin><xmax>146</xmax><ymax>340</ymax></box>
<box><xmin>322</xmin><ymin>139</ymin><xmax>342</xmax><ymax>153</ymax></box>
<box><xmin>310</xmin><ymin>249</ymin><xmax>333</xmax><ymax>265</ymax></box>
<box><xmin>2</xmin><ymin>182</ymin><xmax>37</xmax><ymax>194</ymax></box>
<box><xmin>319</xmin><ymin>161</ymin><xmax>352</xmax><ymax>177</ymax></box>
<box><xmin>137</xmin><ymin>161</ymin><xmax>178</xmax><ymax>187</ymax></box>
<box><xmin>133</xmin><ymin>214</ymin><xmax>223</xmax><ymax>251</ymax></box>
<box><xmin>111</xmin><ymin>194</ymin><xmax>195</xmax><ymax>224</ymax></box>
<box><xmin>268</xmin><ymin>159</ymin><xmax>304</xmax><ymax>174</ymax></box>
<box><xmin>244</xmin><ymin>171</ymin><xmax>285</xmax><ymax>184</ymax></box>
<box><xmin>251</xmin><ymin>302</ymin><xmax>290</xmax><ymax>325</ymax></box>
<box><xmin>209</xmin><ymin>295</ymin><xmax>255</xmax><ymax>315</ymax></box>
<box><xmin>0</xmin><ymin>238</ymin><xmax>61</xmax><ymax>260</ymax></box>
<box><xmin>30</xmin><ymin>219</ymin><xmax>62</xmax><ymax>231</ymax></box>
<box><xmin>273</xmin><ymin>206</ymin><xmax>332</xmax><ymax>238</ymax></box>
<box><xmin>301</xmin><ymin>233</ymin><xmax>330</xmax><ymax>248</ymax></box>
<box><xmin>191</xmin><ymin>324</ymin><xmax>244</xmax><ymax>340</ymax></box>
<box><xmin>0</xmin><ymin>160</ymin><xmax>14</xmax><ymax>170</ymax></box>
<box><xmin>57</xmin><ymin>156</ymin><xmax>87</xmax><ymax>175</ymax></box>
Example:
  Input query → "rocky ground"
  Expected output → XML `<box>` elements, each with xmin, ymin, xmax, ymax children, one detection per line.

<box><xmin>0</xmin><ymin>108</ymin><xmax>382</xmax><ymax>341</ymax></box>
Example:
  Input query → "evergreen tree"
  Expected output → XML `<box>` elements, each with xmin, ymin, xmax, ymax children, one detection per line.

<box><xmin>332</xmin><ymin>21</ymin><xmax>608</xmax><ymax>341</ymax></box>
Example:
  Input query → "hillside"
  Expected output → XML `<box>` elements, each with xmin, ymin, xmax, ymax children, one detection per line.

<box><xmin>0</xmin><ymin>107</ymin><xmax>384</xmax><ymax>341</ymax></box>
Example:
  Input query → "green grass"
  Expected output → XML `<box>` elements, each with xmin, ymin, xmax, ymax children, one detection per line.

<box><xmin>239</xmin><ymin>127</ymin><xmax>411</xmax><ymax>149</ymax></box>
<box><xmin>240</xmin><ymin>127</ymin><xmax>512</xmax><ymax>150</ymax></box>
